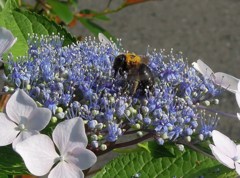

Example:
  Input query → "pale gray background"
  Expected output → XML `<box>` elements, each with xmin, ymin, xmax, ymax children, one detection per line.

<box><xmin>67</xmin><ymin>1</ymin><xmax>240</xmax><ymax>176</ymax></box>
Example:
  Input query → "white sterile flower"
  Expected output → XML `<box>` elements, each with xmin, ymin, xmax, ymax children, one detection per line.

<box><xmin>193</xmin><ymin>60</ymin><xmax>240</xmax><ymax>120</ymax></box>
<box><xmin>0</xmin><ymin>89</ymin><xmax>51</xmax><ymax>149</ymax></box>
<box><xmin>213</xmin><ymin>72</ymin><xmax>240</xmax><ymax>119</ymax></box>
<box><xmin>209</xmin><ymin>130</ymin><xmax>240</xmax><ymax>175</ymax></box>
<box><xmin>193</xmin><ymin>60</ymin><xmax>240</xmax><ymax>93</ymax></box>
<box><xmin>235</xmin><ymin>81</ymin><xmax>240</xmax><ymax>120</ymax></box>
<box><xmin>192</xmin><ymin>59</ymin><xmax>215</xmax><ymax>81</ymax></box>
<box><xmin>15</xmin><ymin>117</ymin><xmax>97</xmax><ymax>178</ymax></box>
<box><xmin>0</xmin><ymin>27</ymin><xmax>17</xmax><ymax>57</ymax></box>
<box><xmin>214</xmin><ymin>72</ymin><xmax>239</xmax><ymax>94</ymax></box>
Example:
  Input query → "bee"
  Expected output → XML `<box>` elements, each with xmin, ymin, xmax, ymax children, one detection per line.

<box><xmin>113</xmin><ymin>53</ymin><xmax>154</xmax><ymax>95</ymax></box>
<box><xmin>98</xmin><ymin>33</ymin><xmax>154</xmax><ymax>95</ymax></box>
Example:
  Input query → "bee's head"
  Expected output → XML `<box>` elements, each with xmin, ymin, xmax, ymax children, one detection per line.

<box><xmin>113</xmin><ymin>54</ymin><xmax>127</xmax><ymax>77</ymax></box>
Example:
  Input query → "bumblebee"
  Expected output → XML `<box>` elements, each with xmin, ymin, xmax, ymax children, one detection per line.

<box><xmin>113</xmin><ymin>53</ymin><xmax>154</xmax><ymax>95</ymax></box>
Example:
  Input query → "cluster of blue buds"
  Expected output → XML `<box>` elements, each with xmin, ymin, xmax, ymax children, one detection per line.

<box><xmin>3</xmin><ymin>34</ymin><xmax>221</xmax><ymax>152</ymax></box>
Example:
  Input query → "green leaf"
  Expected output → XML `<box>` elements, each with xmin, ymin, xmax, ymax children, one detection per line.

<box><xmin>0</xmin><ymin>173</ymin><xmax>8</xmax><ymax>178</ymax></box>
<box><xmin>3</xmin><ymin>0</ymin><xmax>18</xmax><ymax>10</ymax></box>
<box><xmin>79</xmin><ymin>18</ymin><xmax>115</xmax><ymax>41</ymax></box>
<box><xmin>138</xmin><ymin>141</ymin><xmax>175</xmax><ymax>158</ymax></box>
<box><xmin>113</xmin><ymin>146</ymin><xmax>143</xmax><ymax>154</ymax></box>
<box><xmin>0</xmin><ymin>0</ymin><xmax>6</xmax><ymax>11</ymax></box>
<box><xmin>80</xmin><ymin>9</ymin><xmax>110</xmax><ymax>21</ymax></box>
<box><xmin>0</xmin><ymin>145</ymin><xmax>29</xmax><ymax>175</ymax></box>
<box><xmin>0</xmin><ymin>8</ymin><xmax>76</xmax><ymax>59</ymax></box>
<box><xmin>93</xmin><ymin>144</ymin><xmax>236</xmax><ymax>178</ymax></box>
<box><xmin>47</xmin><ymin>0</ymin><xmax>74</xmax><ymax>24</ymax></box>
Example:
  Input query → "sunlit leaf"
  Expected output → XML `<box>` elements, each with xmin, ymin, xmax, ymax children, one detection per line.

<box><xmin>0</xmin><ymin>0</ymin><xmax>6</xmax><ymax>11</ymax></box>
<box><xmin>0</xmin><ymin>145</ymin><xmax>29</xmax><ymax>175</ymax></box>
<box><xmin>93</xmin><ymin>143</ymin><xmax>236</xmax><ymax>178</ymax></box>
<box><xmin>3</xmin><ymin>0</ymin><xmax>18</xmax><ymax>10</ymax></box>
<box><xmin>0</xmin><ymin>8</ymin><xmax>76</xmax><ymax>59</ymax></box>
<box><xmin>138</xmin><ymin>141</ymin><xmax>175</xmax><ymax>158</ymax></box>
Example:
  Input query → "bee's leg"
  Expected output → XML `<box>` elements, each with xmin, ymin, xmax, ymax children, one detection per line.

<box><xmin>122</xmin><ymin>81</ymin><xmax>129</xmax><ymax>94</ymax></box>
<box><xmin>130</xmin><ymin>80</ymin><xmax>139</xmax><ymax>96</ymax></box>
<box><xmin>121</xmin><ymin>81</ymin><xmax>129</xmax><ymax>94</ymax></box>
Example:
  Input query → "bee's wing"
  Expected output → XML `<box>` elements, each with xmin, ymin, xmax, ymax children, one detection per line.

<box><xmin>0</xmin><ymin>27</ymin><xmax>17</xmax><ymax>56</ymax></box>
<box><xmin>139</xmin><ymin>55</ymin><xmax>149</xmax><ymax>65</ymax></box>
<box><xmin>98</xmin><ymin>33</ymin><xmax>117</xmax><ymax>51</ymax></box>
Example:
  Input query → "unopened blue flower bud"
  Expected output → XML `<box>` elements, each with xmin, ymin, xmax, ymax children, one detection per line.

<box><xmin>136</xmin><ymin>113</ymin><xmax>143</xmax><ymax>121</ymax></box>
<box><xmin>185</xmin><ymin>128</ymin><xmax>193</xmax><ymax>135</ymax></box>
<box><xmin>143</xmin><ymin>117</ymin><xmax>151</xmax><ymax>125</ymax></box>
<box><xmin>91</xmin><ymin>141</ymin><xmax>99</xmax><ymax>148</ymax></box>
<box><xmin>88</xmin><ymin>120</ymin><xmax>98</xmax><ymax>129</ymax></box>
<box><xmin>157</xmin><ymin>138</ymin><xmax>164</xmax><ymax>145</ymax></box>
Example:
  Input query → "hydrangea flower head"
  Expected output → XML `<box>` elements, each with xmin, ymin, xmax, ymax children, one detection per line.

<box><xmin>3</xmin><ymin>34</ymin><xmax>221</xmax><ymax>150</ymax></box>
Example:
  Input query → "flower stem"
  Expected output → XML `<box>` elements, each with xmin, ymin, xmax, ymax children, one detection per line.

<box><xmin>197</xmin><ymin>104</ymin><xmax>238</xmax><ymax>119</ymax></box>
<box><xmin>95</xmin><ymin>133</ymin><xmax>153</xmax><ymax>156</ymax></box>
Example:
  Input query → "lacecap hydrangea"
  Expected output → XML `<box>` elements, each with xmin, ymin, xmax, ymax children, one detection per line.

<box><xmin>3</xmin><ymin>34</ymin><xmax>220</xmax><ymax>154</ymax></box>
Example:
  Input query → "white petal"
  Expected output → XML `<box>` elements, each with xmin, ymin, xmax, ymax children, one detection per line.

<box><xmin>212</xmin><ymin>130</ymin><xmax>237</xmax><ymax>158</ymax></box>
<box><xmin>209</xmin><ymin>144</ymin><xmax>235</xmax><ymax>169</ymax></box>
<box><xmin>238</xmin><ymin>80</ymin><xmax>240</xmax><ymax>91</ymax></box>
<box><xmin>98</xmin><ymin>33</ymin><xmax>117</xmax><ymax>51</ymax></box>
<box><xmin>15</xmin><ymin>134</ymin><xmax>59</xmax><ymax>176</ymax></box>
<box><xmin>48</xmin><ymin>161</ymin><xmax>84</xmax><ymax>178</ymax></box>
<box><xmin>12</xmin><ymin>130</ymin><xmax>39</xmax><ymax>150</ymax></box>
<box><xmin>0</xmin><ymin>113</ymin><xmax>19</xmax><ymax>146</ymax></box>
<box><xmin>53</xmin><ymin>117</ymin><xmax>88</xmax><ymax>155</ymax></box>
<box><xmin>6</xmin><ymin>89</ymin><xmax>37</xmax><ymax>123</ymax></box>
<box><xmin>235</xmin><ymin>162</ymin><xmax>240</xmax><ymax>175</ymax></box>
<box><xmin>66</xmin><ymin>147</ymin><xmax>97</xmax><ymax>170</ymax></box>
<box><xmin>237</xmin><ymin>113</ymin><xmax>240</xmax><ymax>120</ymax></box>
<box><xmin>192</xmin><ymin>59</ymin><xmax>215</xmax><ymax>80</ymax></box>
<box><xmin>236</xmin><ymin>93</ymin><xmax>240</xmax><ymax>109</ymax></box>
<box><xmin>214</xmin><ymin>72</ymin><xmax>239</xmax><ymax>93</ymax></box>
<box><xmin>26</xmin><ymin>107</ymin><xmax>51</xmax><ymax>131</ymax></box>
<box><xmin>236</xmin><ymin>145</ymin><xmax>240</xmax><ymax>158</ymax></box>
<box><xmin>0</xmin><ymin>27</ymin><xmax>17</xmax><ymax>55</ymax></box>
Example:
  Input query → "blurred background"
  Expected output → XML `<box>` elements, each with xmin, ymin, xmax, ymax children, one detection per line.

<box><xmin>68</xmin><ymin>0</ymin><xmax>240</xmax><ymax>139</ymax></box>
